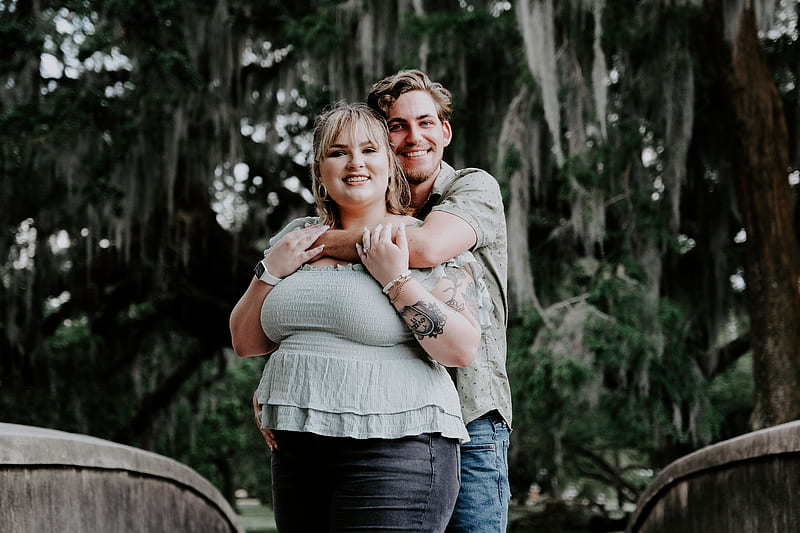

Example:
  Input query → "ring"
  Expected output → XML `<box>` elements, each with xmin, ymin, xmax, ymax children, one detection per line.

<box><xmin>362</xmin><ymin>247</ymin><xmax>370</xmax><ymax>253</ymax></box>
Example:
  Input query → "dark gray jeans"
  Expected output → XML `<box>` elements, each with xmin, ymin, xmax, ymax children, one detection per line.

<box><xmin>271</xmin><ymin>431</ymin><xmax>460</xmax><ymax>532</ymax></box>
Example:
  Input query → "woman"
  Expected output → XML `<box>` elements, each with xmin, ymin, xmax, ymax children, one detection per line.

<box><xmin>229</xmin><ymin>102</ymin><xmax>491</xmax><ymax>532</ymax></box>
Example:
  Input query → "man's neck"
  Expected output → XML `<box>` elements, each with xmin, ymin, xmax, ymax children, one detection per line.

<box><xmin>409</xmin><ymin>164</ymin><xmax>443</xmax><ymax>213</ymax></box>
<box><xmin>410</xmin><ymin>181</ymin><xmax>434</xmax><ymax>213</ymax></box>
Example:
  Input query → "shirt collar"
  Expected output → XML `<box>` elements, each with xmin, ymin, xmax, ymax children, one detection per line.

<box><xmin>416</xmin><ymin>161</ymin><xmax>455</xmax><ymax>219</ymax></box>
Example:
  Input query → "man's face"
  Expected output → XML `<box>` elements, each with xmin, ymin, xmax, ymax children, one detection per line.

<box><xmin>385</xmin><ymin>90</ymin><xmax>452</xmax><ymax>184</ymax></box>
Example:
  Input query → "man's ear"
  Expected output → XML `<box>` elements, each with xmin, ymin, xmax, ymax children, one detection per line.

<box><xmin>442</xmin><ymin>120</ymin><xmax>453</xmax><ymax>147</ymax></box>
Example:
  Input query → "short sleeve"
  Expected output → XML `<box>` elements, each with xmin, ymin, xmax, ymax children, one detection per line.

<box><xmin>264</xmin><ymin>216</ymin><xmax>320</xmax><ymax>253</ymax></box>
<box><xmin>430</xmin><ymin>169</ymin><xmax>505</xmax><ymax>251</ymax></box>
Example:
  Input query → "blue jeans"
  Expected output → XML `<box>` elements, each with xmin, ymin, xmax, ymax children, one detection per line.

<box><xmin>446</xmin><ymin>412</ymin><xmax>511</xmax><ymax>532</ymax></box>
<box><xmin>271</xmin><ymin>431</ymin><xmax>460</xmax><ymax>532</ymax></box>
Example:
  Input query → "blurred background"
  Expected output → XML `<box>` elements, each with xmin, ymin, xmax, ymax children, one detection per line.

<box><xmin>3</xmin><ymin>0</ymin><xmax>800</xmax><ymax>531</ymax></box>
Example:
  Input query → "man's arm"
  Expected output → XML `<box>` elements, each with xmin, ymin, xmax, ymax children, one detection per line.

<box><xmin>313</xmin><ymin>214</ymin><xmax>475</xmax><ymax>268</ymax></box>
<box><xmin>313</xmin><ymin>228</ymin><xmax>363</xmax><ymax>262</ymax></box>
<box><xmin>405</xmin><ymin>210</ymin><xmax>476</xmax><ymax>268</ymax></box>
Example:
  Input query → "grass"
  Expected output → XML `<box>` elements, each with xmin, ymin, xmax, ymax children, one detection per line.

<box><xmin>236</xmin><ymin>500</ymin><xmax>277</xmax><ymax>533</ymax></box>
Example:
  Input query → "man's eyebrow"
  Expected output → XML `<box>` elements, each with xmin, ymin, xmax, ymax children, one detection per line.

<box><xmin>388</xmin><ymin>114</ymin><xmax>434</xmax><ymax>122</ymax></box>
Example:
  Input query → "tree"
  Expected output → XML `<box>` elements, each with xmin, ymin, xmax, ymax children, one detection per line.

<box><xmin>698</xmin><ymin>0</ymin><xmax>800</xmax><ymax>428</ymax></box>
<box><xmin>3</xmin><ymin>0</ymin><xmax>799</xmax><ymax>513</ymax></box>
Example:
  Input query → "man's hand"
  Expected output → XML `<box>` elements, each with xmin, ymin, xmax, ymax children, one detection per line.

<box><xmin>252</xmin><ymin>390</ymin><xmax>278</xmax><ymax>452</ymax></box>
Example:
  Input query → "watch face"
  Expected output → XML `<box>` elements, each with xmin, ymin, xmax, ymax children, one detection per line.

<box><xmin>255</xmin><ymin>261</ymin><xmax>265</xmax><ymax>278</ymax></box>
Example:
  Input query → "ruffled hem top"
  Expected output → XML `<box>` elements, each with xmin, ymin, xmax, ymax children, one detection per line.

<box><xmin>255</xmin><ymin>253</ymin><xmax>493</xmax><ymax>444</ymax></box>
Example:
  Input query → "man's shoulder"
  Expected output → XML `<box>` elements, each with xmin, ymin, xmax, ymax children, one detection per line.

<box><xmin>437</xmin><ymin>164</ymin><xmax>501</xmax><ymax>197</ymax></box>
<box><xmin>455</xmin><ymin>166</ymin><xmax>494</xmax><ymax>178</ymax></box>
<box><xmin>441</xmin><ymin>161</ymin><xmax>495</xmax><ymax>180</ymax></box>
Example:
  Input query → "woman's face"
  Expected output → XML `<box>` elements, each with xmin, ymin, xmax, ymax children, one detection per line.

<box><xmin>318</xmin><ymin>125</ymin><xmax>391</xmax><ymax>213</ymax></box>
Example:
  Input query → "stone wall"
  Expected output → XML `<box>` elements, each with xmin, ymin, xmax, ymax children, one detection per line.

<box><xmin>0</xmin><ymin>423</ymin><xmax>242</xmax><ymax>532</ymax></box>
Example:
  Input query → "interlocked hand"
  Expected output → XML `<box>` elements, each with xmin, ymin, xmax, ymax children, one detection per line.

<box><xmin>357</xmin><ymin>223</ymin><xmax>409</xmax><ymax>287</ymax></box>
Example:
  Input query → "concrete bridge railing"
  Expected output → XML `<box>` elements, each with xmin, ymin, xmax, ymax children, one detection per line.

<box><xmin>0</xmin><ymin>423</ymin><xmax>243</xmax><ymax>532</ymax></box>
<box><xmin>627</xmin><ymin>420</ymin><xmax>800</xmax><ymax>533</ymax></box>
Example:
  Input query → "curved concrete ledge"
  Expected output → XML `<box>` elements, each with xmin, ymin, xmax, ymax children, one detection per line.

<box><xmin>627</xmin><ymin>420</ymin><xmax>800</xmax><ymax>532</ymax></box>
<box><xmin>0</xmin><ymin>423</ymin><xmax>243</xmax><ymax>532</ymax></box>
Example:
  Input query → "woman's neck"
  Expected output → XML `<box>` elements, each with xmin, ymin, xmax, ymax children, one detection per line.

<box><xmin>338</xmin><ymin>207</ymin><xmax>392</xmax><ymax>231</ymax></box>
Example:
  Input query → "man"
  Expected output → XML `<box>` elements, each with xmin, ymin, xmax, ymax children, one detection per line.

<box><xmin>314</xmin><ymin>69</ymin><xmax>512</xmax><ymax>532</ymax></box>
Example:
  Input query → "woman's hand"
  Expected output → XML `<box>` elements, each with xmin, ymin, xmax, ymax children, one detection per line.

<box><xmin>357</xmin><ymin>223</ymin><xmax>409</xmax><ymax>286</ymax></box>
<box><xmin>264</xmin><ymin>224</ymin><xmax>329</xmax><ymax>278</ymax></box>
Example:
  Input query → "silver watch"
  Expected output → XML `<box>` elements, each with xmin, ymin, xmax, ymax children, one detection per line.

<box><xmin>254</xmin><ymin>260</ymin><xmax>283</xmax><ymax>286</ymax></box>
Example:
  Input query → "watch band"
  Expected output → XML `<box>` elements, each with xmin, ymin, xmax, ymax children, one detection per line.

<box><xmin>254</xmin><ymin>260</ymin><xmax>283</xmax><ymax>286</ymax></box>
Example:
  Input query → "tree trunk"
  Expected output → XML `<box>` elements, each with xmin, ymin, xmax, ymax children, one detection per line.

<box><xmin>498</xmin><ymin>86</ymin><xmax>539</xmax><ymax>312</ymax></box>
<box><xmin>706</xmin><ymin>0</ymin><xmax>800</xmax><ymax>428</ymax></box>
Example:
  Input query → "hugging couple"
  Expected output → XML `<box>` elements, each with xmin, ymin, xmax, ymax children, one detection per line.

<box><xmin>230</xmin><ymin>68</ymin><xmax>512</xmax><ymax>533</ymax></box>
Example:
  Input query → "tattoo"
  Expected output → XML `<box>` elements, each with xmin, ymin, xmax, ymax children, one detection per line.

<box><xmin>400</xmin><ymin>301</ymin><xmax>447</xmax><ymax>340</ymax></box>
<box><xmin>463</xmin><ymin>280</ymin><xmax>480</xmax><ymax>321</ymax></box>
<box><xmin>446</xmin><ymin>299</ymin><xmax>465</xmax><ymax>313</ymax></box>
<box><xmin>442</xmin><ymin>267</ymin><xmax>467</xmax><ymax>311</ymax></box>
<box><xmin>441</xmin><ymin>266</ymin><xmax>481</xmax><ymax>322</ymax></box>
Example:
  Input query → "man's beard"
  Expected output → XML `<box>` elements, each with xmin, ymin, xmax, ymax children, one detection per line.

<box><xmin>404</xmin><ymin>169</ymin><xmax>432</xmax><ymax>185</ymax></box>
<box><xmin>403</xmin><ymin>161</ymin><xmax>440</xmax><ymax>184</ymax></box>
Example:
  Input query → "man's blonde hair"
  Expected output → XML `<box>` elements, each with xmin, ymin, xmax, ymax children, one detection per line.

<box><xmin>367</xmin><ymin>69</ymin><xmax>453</xmax><ymax>122</ymax></box>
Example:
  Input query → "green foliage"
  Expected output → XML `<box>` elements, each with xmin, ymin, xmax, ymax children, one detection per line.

<box><xmin>707</xmin><ymin>353</ymin><xmax>754</xmax><ymax>438</ymax></box>
<box><xmin>47</xmin><ymin>314</ymin><xmax>91</xmax><ymax>350</ymax></box>
<box><xmin>0</xmin><ymin>14</ymin><xmax>43</xmax><ymax>71</ymax></box>
<box><xmin>157</xmin><ymin>353</ymin><xmax>273</xmax><ymax>504</ymax></box>
<box><xmin>138</xmin><ymin>46</ymin><xmax>203</xmax><ymax>90</ymax></box>
<box><xmin>281</xmin><ymin>2</ymin><xmax>350</xmax><ymax>56</ymax></box>
<box><xmin>498</xmin><ymin>144</ymin><xmax>522</xmax><ymax>205</ymax></box>
<box><xmin>398</xmin><ymin>3</ymin><xmax>522</xmax><ymax>167</ymax></box>
<box><xmin>508</xmin><ymin>252</ymin><xmax>743</xmax><ymax>502</ymax></box>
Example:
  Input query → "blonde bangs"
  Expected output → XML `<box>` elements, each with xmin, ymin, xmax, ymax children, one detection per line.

<box><xmin>311</xmin><ymin>102</ymin><xmax>410</xmax><ymax>227</ymax></box>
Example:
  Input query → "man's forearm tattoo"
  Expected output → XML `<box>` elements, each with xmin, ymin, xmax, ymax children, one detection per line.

<box><xmin>400</xmin><ymin>301</ymin><xmax>447</xmax><ymax>340</ymax></box>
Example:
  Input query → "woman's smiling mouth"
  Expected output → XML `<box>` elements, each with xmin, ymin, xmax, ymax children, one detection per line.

<box><xmin>343</xmin><ymin>175</ymin><xmax>370</xmax><ymax>183</ymax></box>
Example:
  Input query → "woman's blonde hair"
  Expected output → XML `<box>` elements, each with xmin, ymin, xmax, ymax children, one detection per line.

<box><xmin>311</xmin><ymin>101</ymin><xmax>410</xmax><ymax>227</ymax></box>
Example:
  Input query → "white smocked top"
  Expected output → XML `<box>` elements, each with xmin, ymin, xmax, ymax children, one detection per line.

<box><xmin>255</xmin><ymin>253</ymin><xmax>492</xmax><ymax>443</ymax></box>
